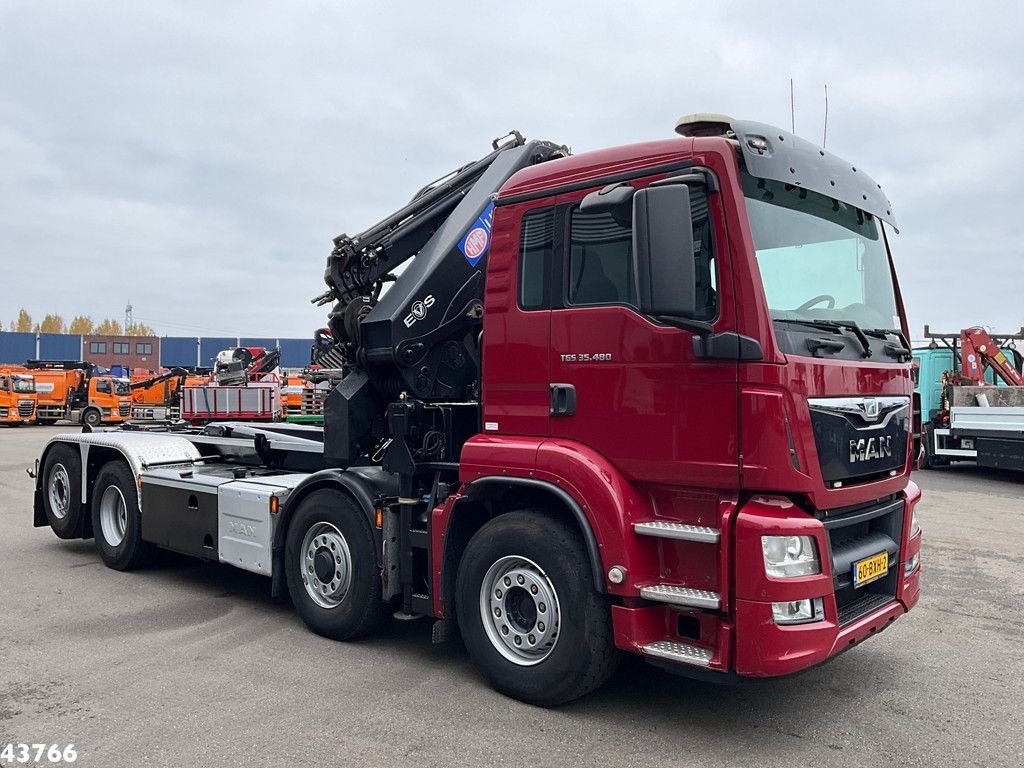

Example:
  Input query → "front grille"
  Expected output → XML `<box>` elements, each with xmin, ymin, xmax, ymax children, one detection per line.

<box><xmin>119</xmin><ymin>401</ymin><xmax>130</xmax><ymax>417</ymax></box>
<box><xmin>0</xmin><ymin>408</ymin><xmax>7</xmax><ymax>418</ymax></box>
<box><xmin>18</xmin><ymin>400</ymin><xmax>34</xmax><ymax>417</ymax></box>
<box><xmin>808</xmin><ymin>396</ymin><xmax>910</xmax><ymax>487</ymax></box>
<box><xmin>820</xmin><ymin>497</ymin><xmax>904</xmax><ymax>626</ymax></box>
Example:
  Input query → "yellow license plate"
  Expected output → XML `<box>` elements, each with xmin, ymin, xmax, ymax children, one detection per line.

<box><xmin>853</xmin><ymin>551</ymin><xmax>889</xmax><ymax>587</ymax></box>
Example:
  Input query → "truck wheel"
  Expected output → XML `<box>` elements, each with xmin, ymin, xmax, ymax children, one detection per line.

<box><xmin>91</xmin><ymin>460</ymin><xmax>155</xmax><ymax>570</ymax></box>
<box><xmin>284</xmin><ymin>489</ymin><xmax>384</xmax><ymax>640</ymax></box>
<box><xmin>42</xmin><ymin>444</ymin><xmax>83</xmax><ymax>539</ymax></box>
<box><xmin>456</xmin><ymin>512</ymin><xmax>620</xmax><ymax>706</ymax></box>
<box><xmin>81</xmin><ymin>408</ymin><xmax>101</xmax><ymax>427</ymax></box>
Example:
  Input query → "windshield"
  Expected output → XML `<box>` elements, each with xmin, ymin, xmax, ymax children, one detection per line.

<box><xmin>114</xmin><ymin>380</ymin><xmax>131</xmax><ymax>396</ymax></box>
<box><xmin>12</xmin><ymin>377</ymin><xmax>35</xmax><ymax>393</ymax></box>
<box><xmin>742</xmin><ymin>171</ymin><xmax>900</xmax><ymax>331</ymax></box>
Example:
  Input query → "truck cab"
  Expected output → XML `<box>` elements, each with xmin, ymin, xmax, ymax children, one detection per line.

<box><xmin>91</xmin><ymin>376</ymin><xmax>132</xmax><ymax>424</ymax></box>
<box><xmin>466</xmin><ymin>117</ymin><xmax>920</xmax><ymax>678</ymax></box>
<box><xmin>0</xmin><ymin>372</ymin><xmax>36</xmax><ymax>424</ymax></box>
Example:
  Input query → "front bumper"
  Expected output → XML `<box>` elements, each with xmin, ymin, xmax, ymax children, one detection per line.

<box><xmin>613</xmin><ymin>482</ymin><xmax>922</xmax><ymax>679</ymax></box>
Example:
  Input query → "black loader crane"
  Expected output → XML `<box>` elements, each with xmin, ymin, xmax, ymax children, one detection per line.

<box><xmin>310</xmin><ymin>131</ymin><xmax>569</xmax><ymax>465</ymax></box>
<box><xmin>308</xmin><ymin>131</ymin><xmax>568</xmax><ymax>620</ymax></box>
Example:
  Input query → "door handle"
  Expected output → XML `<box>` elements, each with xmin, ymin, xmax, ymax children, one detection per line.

<box><xmin>550</xmin><ymin>383</ymin><xmax>576</xmax><ymax>417</ymax></box>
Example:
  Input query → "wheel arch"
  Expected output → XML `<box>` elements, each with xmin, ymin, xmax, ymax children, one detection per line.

<box><xmin>271</xmin><ymin>468</ymin><xmax>394</xmax><ymax>597</ymax></box>
<box><xmin>438</xmin><ymin>477</ymin><xmax>606</xmax><ymax>623</ymax></box>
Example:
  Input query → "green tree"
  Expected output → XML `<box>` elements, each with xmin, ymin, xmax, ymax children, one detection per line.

<box><xmin>68</xmin><ymin>315</ymin><xmax>94</xmax><ymax>335</ymax></box>
<box><xmin>95</xmin><ymin>318</ymin><xmax>123</xmax><ymax>335</ymax></box>
<box><xmin>39</xmin><ymin>314</ymin><xmax>66</xmax><ymax>334</ymax></box>
<box><xmin>125</xmin><ymin>321</ymin><xmax>155</xmax><ymax>336</ymax></box>
<box><xmin>12</xmin><ymin>308</ymin><xmax>32</xmax><ymax>332</ymax></box>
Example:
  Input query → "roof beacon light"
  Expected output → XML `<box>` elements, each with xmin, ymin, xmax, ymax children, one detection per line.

<box><xmin>674</xmin><ymin>113</ymin><xmax>735</xmax><ymax>137</ymax></box>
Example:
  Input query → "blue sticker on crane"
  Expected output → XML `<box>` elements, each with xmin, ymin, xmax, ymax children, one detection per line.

<box><xmin>459</xmin><ymin>202</ymin><xmax>494</xmax><ymax>267</ymax></box>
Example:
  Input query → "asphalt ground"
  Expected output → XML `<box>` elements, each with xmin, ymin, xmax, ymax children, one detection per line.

<box><xmin>2</xmin><ymin>425</ymin><xmax>1022</xmax><ymax>767</ymax></box>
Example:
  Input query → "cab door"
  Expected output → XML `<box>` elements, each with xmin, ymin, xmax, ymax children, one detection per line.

<box><xmin>480</xmin><ymin>202</ymin><xmax>556</xmax><ymax>438</ymax></box>
<box><xmin>546</xmin><ymin>178</ymin><xmax>740</xmax><ymax>489</ymax></box>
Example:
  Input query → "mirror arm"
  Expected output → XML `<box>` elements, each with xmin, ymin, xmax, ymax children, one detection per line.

<box><xmin>654</xmin><ymin>315</ymin><xmax>714</xmax><ymax>335</ymax></box>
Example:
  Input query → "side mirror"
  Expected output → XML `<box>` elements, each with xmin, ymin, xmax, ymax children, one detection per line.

<box><xmin>632</xmin><ymin>185</ymin><xmax>697</xmax><ymax>319</ymax></box>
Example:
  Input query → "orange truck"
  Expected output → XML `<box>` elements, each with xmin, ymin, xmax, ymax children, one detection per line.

<box><xmin>0</xmin><ymin>369</ymin><xmax>37</xmax><ymax>425</ymax></box>
<box><xmin>130</xmin><ymin>368</ymin><xmax>187</xmax><ymax>421</ymax></box>
<box><xmin>26</xmin><ymin>360</ymin><xmax>131</xmax><ymax>426</ymax></box>
<box><xmin>131</xmin><ymin>369</ymin><xmax>214</xmax><ymax>421</ymax></box>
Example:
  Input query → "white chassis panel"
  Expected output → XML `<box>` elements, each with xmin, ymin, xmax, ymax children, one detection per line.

<box><xmin>43</xmin><ymin>431</ymin><xmax>201</xmax><ymax>505</ymax></box>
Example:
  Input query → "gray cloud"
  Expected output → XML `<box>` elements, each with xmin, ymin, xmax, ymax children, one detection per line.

<box><xmin>2</xmin><ymin>1</ymin><xmax>1023</xmax><ymax>339</ymax></box>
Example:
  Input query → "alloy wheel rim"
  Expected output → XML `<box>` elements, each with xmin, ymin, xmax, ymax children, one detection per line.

<box><xmin>48</xmin><ymin>464</ymin><xmax>71</xmax><ymax>520</ymax></box>
<box><xmin>300</xmin><ymin>522</ymin><xmax>353</xmax><ymax>609</ymax></box>
<box><xmin>479</xmin><ymin>555</ymin><xmax>560</xmax><ymax>666</ymax></box>
<box><xmin>99</xmin><ymin>485</ymin><xmax>128</xmax><ymax>547</ymax></box>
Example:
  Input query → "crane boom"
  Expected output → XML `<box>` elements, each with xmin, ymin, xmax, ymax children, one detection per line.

<box><xmin>959</xmin><ymin>327</ymin><xmax>1024</xmax><ymax>386</ymax></box>
<box><xmin>313</xmin><ymin>132</ymin><xmax>569</xmax><ymax>462</ymax></box>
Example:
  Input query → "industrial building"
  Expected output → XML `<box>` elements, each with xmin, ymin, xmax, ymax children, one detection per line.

<box><xmin>0</xmin><ymin>331</ymin><xmax>311</xmax><ymax>371</ymax></box>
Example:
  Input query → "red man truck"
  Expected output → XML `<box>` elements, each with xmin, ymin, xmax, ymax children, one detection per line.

<box><xmin>31</xmin><ymin>116</ymin><xmax>921</xmax><ymax>705</ymax></box>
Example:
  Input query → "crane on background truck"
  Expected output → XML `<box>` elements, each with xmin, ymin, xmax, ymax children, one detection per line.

<box><xmin>129</xmin><ymin>367</ymin><xmax>190</xmax><ymax>421</ymax></box>
<box><xmin>918</xmin><ymin>325</ymin><xmax>1024</xmax><ymax>469</ymax></box>
<box><xmin>30</xmin><ymin>116</ymin><xmax>921</xmax><ymax>705</ymax></box>
<box><xmin>180</xmin><ymin>346</ymin><xmax>283</xmax><ymax>423</ymax></box>
<box><xmin>954</xmin><ymin>326</ymin><xmax>1024</xmax><ymax>386</ymax></box>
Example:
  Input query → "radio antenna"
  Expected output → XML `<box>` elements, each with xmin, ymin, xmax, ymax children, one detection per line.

<box><xmin>790</xmin><ymin>78</ymin><xmax>795</xmax><ymax>133</ymax></box>
<box><xmin>823</xmin><ymin>83</ymin><xmax>829</xmax><ymax>148</ymax></box>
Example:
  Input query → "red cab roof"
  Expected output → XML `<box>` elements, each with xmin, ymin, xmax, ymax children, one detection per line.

<box><xmin>498</xmin><ymin>137</ymin><xmax>696</xmax><ymax>200</ymax></box>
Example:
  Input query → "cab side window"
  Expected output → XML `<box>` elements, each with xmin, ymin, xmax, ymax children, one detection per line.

<box><xmin>518</xmin><ymin>207</ymin><xmax>555</xmax><ymax>310</ymax></box>
<box><xmin>0</xmin><ymin>376</ymin><xmax>8</xmax><ymax>392</ymax></box>
<box><xmin>95</xmin><ymin>379</ymin><xmax>111</xmax><ymax>394</ymax></box>
<box><xmin>515</xmin><ymin>185</ymin><xmax>719</xmax><ymax>319</ymax></box>
<box><xmin>567</xmin><ymin>208</ymin><xmax>635</xmax><ymax>307</ymax></box>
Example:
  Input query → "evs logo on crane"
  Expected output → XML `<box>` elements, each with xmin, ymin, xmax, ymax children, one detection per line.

<box><xmin>459</xmin><ymin>202</ymin><xmax>494</xmax><ymax>267</ymax></box>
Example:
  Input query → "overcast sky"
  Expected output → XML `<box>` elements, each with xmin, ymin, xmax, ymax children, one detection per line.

<box><xmin>2</xmin><ymin>1</ymin><xmax>1022</xmax><ymax>340</ymax></box>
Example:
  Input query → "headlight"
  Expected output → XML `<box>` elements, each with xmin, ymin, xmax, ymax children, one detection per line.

<box><xmin>909</xmin><ymin>507</ymin><xmax>921</xmax><ymax>538</ymax></box>
<box><xmin>761</xmin><ymin>535</ymin><xmax>820</xmax><ymax>578</ymax></box>
<box><xmin>772</xmin><ymin>597</ymin><xmax>824</xmax><ymax>624</ymax></box>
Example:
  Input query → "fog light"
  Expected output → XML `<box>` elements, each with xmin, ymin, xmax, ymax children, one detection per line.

<box><xmin>771</xmin><ymin>597</ymin><xmax>824</xmax><ymax>625</ymax></box>
<box><xmin>904</xmin><ymin>551</ymin><xmax>920</xmax><ymax>578</ymax></box>
<box><xmin>761</xmin><ymin>535</ymin><xmax>820</xmax><ymax>578</ymax></box>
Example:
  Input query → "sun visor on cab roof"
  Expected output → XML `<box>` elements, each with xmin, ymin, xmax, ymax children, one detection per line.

<box><xmin>676</xmin><ymin>115</ymin><xmax>897</xmax><ymax>231</ymax></box>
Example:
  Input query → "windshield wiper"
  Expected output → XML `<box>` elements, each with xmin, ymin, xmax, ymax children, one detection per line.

<box><xmin>773</xmin><ymin>318</ymin><xmax>872</xmax><ymax>357</ymax></box>
<box><xmin>863</xmin><ymin>327</ymin><xmax>912</xmax><ymax>360</ymax></box>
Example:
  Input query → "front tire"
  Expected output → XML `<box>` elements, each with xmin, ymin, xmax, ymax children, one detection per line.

<box><xmin>91</xmin><ymin>460</ymin><xmax>155</xmax><ymax>570</ymax></box>
<box><xmin>82</xmin><ymin>408</ymin><xmax>101</xmax><ymax>427</ymax></box>
<box><xmin>284</xmin><ymin>489</ymin><xmax>384</xmax><ymax>640</ymax></box>
<box><xmin>42</xmin><ymin>444</ymin><xmax>83</xmax><ymax>538</ymax></box>
<box><xmin>456</xmin><ymin>512</ymin><xmax>620</xmax><ymax>706</ymax></box>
